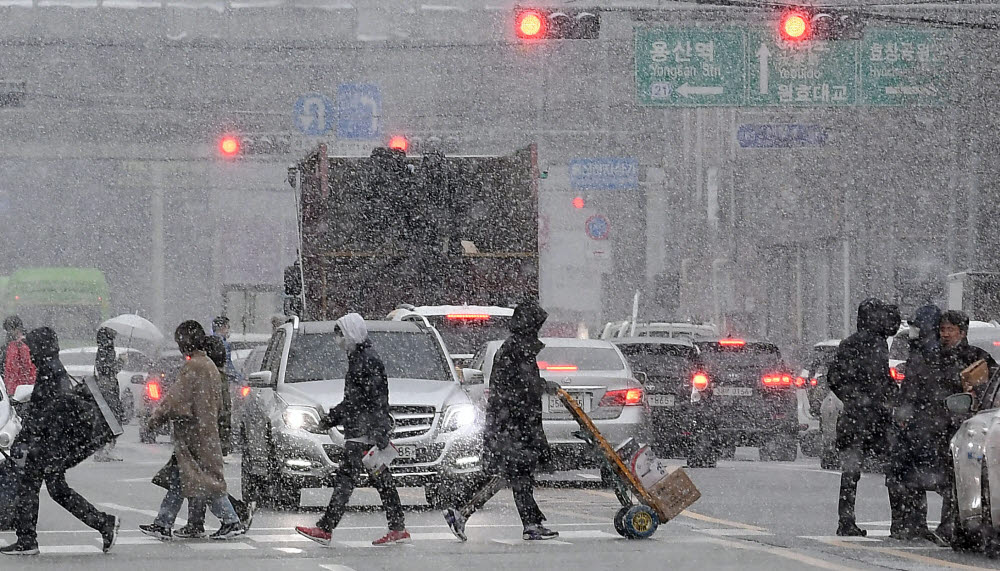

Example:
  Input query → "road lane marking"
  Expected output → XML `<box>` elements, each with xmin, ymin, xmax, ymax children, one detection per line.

<box><xmin>409</xmin><ymin>532</ymin><xmax>462</xmax><ymax>541</ymax></box>
<box><xmin>186</xmin><ymin>542</ymin><xmax>256</xmax><ymax>550</ymax></box>
<box><xmin>98</xmin><ymin>502</ymin><xmax>187</xmax><ymax>526</ymax></box>
<box><xmin>702</xmin><ymin>537</ymin><xmax>862</xmax><ymax>571</ymax></box>
<box><xmin>490</xmin><ymin>538</ymin><xmax>573</xmax><ymax>546</ymax></box>
<box><xmin>319</xmin><ymin>565</ymin><xmax>357</xmax><ymax>571</ymax></box>
<box><xmin>695</xmin><ymin>528</ymin><xmax>774</xmax><ymax>536</ymax></box>
<box><xmin>336</xmin><ymin>540</ymin><xmax>414</xmax><ymax>548</ymax></box>
<box><xmin>801</xmin><ymin>535</ymin><xmax>881</xmax><ymax>543</ymax></box>
<box><xmin>106</xmin><ymin>536</ymin><xmax>165</xmax><ymax>545</ymax></box>
<box><xmin>823</xmin><ymin>539</ymin><xmax>993</xmax><ymax>570</ymax></box>
<box><xmin>558</xmin><ymin>530</ymin><xmax>619</xmax><ymax>539</ymax></box>
<box><xmin>39</xmin><ymin>545</ymin><xmax>103</xmax><ymax>554</ymax></box>
<box><xmin>274</xmin><ymin>547</ymin><xmax>304</xmax><ymax>554</ymax></box>
<box><xmin>248</xmin><ymin>534</ymin><xmax>313</xmax><ymax>543</ymax></box>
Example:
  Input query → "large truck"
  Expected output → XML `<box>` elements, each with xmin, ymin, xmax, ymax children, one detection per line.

<box><xmin>289</xmin><ymin>144</ymin><xmax>539</xmax><ymax>320</ymax></box>
<box><xmin>3</xmin><ymin>267</ymin><xmax>111</xmax><ymax>346</ymax></box>
<box><xmin>947</xmin><ymin>271</ymin><xmax>1000</xmax><ymax>321</ymax></box>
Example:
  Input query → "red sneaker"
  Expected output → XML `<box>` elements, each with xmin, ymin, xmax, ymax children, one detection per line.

<box><xmin>295</xmin><ymin>526</ymin><xmax>332</xmax><ymax>546</ymax></box>
<box><xmin>372</xmin><ymin>529</ymin><xmax>411</xmax><ymax>546</ymax></box>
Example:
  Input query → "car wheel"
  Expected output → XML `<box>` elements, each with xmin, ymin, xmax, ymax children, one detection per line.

<box><xmin>139</xmin><ymin>423</ymin><xmax>156</xmax><ymax>444</ymax></box>
<box><xmin>121</xmin><ymin>389</ymin><xmax>135</xmax><ymax>425</ymax></box>
<box><xmin>982</xmin><ymin>464</ymin><xmax>999</xmax><ymax>557</ymax></box>
<box><xmin>241</xmin><ymin>436</ymin><xmax>267</xmax><ymax>506</ymax></box>
<box><xmin>952</xmin><ymin>475</ymin><xmax>984</xmax><ymax>553</ymax></box>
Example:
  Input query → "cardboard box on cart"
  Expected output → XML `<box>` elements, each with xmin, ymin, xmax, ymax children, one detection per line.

<box><xmin>648</xmin><ymin>468</ymin><xmax>701</xmax><ymax>522</ymax></box>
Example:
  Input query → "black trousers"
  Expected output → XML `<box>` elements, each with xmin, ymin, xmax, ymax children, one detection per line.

<box><xmin>454</xmin><ymin>463</ymin><xmax>545</xmax><ymax>527</ymax></box>
<box><xmin>14</xmin><ymin>457</ymin><xmax>111</xmax><ymax>544</ymax></box>
<box><xmin>318</xmin><ymin>442</ymin><xmax>405</xmax><ymax>532</ymax></box>
<box><xmin>838</xmin><ymin>448</ymin><xmax>863</xmax><ymax>526</ymax></box>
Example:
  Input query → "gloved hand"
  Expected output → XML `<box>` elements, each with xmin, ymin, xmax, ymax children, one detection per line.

<box><xmin>543</xmin><ymin>380</ymin><xmax>561</xmax><ymax>395</ymax></box>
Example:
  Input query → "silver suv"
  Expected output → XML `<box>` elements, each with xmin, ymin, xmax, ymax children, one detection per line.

<box><xmin>239</xmin><ymin>319</ymin><xmax>483</xmax><ymax>510</ymax></box>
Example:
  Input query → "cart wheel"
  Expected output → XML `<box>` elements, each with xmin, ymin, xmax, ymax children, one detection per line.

<box><xmin>614</xmin><ymin>506</ymin><xmax>630</xmax><ymax>537</ymax></box>
<box><xmin>622</xmin><ymin>505</ymin><xmax>659</xmax><ymax>540</ymax></box>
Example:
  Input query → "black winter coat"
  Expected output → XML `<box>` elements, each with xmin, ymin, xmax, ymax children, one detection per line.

<box><xmin>14</xmin><ymin>359</ymin><xmax>96</xmax><ymax>470</ymax></box>
<box><xmin>827</xmin><ymin>327</ymin><xmax>896</xmax><ymax>454</ymax></box>
<box><xmin>483</xmin><ymin>333</ymin><xmax>551</xmax><ymax>477</ymax></box>
<box><xmin>324</xmin><ymin>340</ymin><xmax>393</xmax><ymax>448</ymax></box>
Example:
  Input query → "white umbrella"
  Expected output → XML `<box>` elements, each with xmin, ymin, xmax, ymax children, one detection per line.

<box><xmin>101</xmin><ymin>314</ymin><xmax>164</xmax><ymax>344</ymax></box>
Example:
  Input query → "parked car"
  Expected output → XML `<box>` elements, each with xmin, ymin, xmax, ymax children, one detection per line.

<box><xmin>692</xmin><ymin>338</ymin><xmax>799</xmax><ymax>461</ymax></box>
<box><xmin>467</xmin><ymin>337</ymin><xmax>648</xmax><ymax>481</ymax></box>
<box><xmin>240</xmin><ymin>319</ymin><xmax>483</xmax><ymax>509</ymax></box>
<box><xmin>135</xmin><ymin>347</ymin><xmax>186</xmax><ymax>444</ymax></box>
<box><xmin>613</xmin><ymin>338</ymin><xmax>719</xmax><ymax>467</ymax></box>
<box><xmin>600</xmin><ymin>320</ymin><xmax>719</xmax><ymax>341</ymax></box>
<box><xmin>59</xmin><ymin>346</ymin><xmax>154</xmax><ymax>425</ymax></box>
<box><xmin>947</xmin><ymin>372</ymin><xmax>1000</xmax><ymax>553</ymax></box>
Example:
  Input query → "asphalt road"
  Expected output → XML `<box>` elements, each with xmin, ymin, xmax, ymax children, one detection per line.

<box><xmin>3</xmin><ymin>428</ymin><xmax>999</xmax><ymax>571</ymax></box>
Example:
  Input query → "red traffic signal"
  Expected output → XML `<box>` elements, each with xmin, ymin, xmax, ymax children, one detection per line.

<box><xmin>516</xmin><ymin>10</ymin><xmax>546</xmax><ymax>38</ymax></box>
<box><xmin>219</xmin><ymin>135</ymin><xmax>240</xmax><ymax>157</ymax></box>
<box><xmin>780</xmin><ymin>10</ymin><xmax>810</xmax><ymax>41</ymax></box>
<box><xmin>388</xmin><ymin>135</ymin><xmax>409</xmax><ymax>153</ymax></box>
<box><xmin>572</xmin><ymin>196</ymin><xmax>586</xmax><ymax>209</ymax></box>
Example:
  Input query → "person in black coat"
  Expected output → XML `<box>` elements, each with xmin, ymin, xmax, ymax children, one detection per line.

<box><xmin>888</xmin><ymin>304</ymin><xmax>958</xmax><ymax>541</ymax></box>
<box><xmin>0</xmin><ymin>327</ymin><xmax>119</xmax><ymax>556</ymax></box>
<box><xmin>93</xmin><ymin>327</ymin><xmax>123</xmax><ymax>462</ymax></box>
<box><xmin>826</xmin><ymin>298</ymin><xmax>900</xmax><ymax>537</ymax></box>
<box><xmin>294</xmin><ymin>313</ymin><xmax>409</xmax><ymax>547</ymax></box>
<box><xmin>442</xmin><ymin>300</ymin><xmax>561</xmax><ymax>542</ymax></box>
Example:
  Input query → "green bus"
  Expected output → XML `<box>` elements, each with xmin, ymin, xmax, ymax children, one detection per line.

<box><xmin>4</xmin><ymin>267</ymin><xmax>111</xmax><ymax>346</ymax></box>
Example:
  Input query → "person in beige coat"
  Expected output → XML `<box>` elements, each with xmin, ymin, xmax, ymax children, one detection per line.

<box><xmin>139</xmin><ymin>321</ymin><xmax>245</xmax><ymax>541</ymax></box>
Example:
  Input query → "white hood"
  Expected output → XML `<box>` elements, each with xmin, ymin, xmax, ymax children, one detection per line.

<box><xmin>336</xmin><ymin>313</ymin><xmax>368</xmax><ymax>348</ymax></box>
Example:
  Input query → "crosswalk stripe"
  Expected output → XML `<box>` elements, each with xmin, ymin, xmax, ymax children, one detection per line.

<box><xmin>801</xmin><ymin>535</ymin><xmax>882</xmax><ymax>543</ymax></box>
<box><xmin>186</xmin><ymin>542</ymin><xmax>257</xmax><ymax>550</ymax></box>
<box><xmin>491</xmin><ymin>538</ymin><xmax>573</xmax><ymax>546</ymax></box>
<box><xmin>274</xmin><ymin>547</ymin><xmax>305</xmax><ymax>554</ymax></box>
<box><xmin>695</xmin><ymin>528</ymin><xmax>774</xmax><ymax>537</ymax></box>
<box><xmin>39</xmin><ymin>545</ymin><xmax>103</xmax><ymax>554</ymax></box>
<box><xmin>247</xmin><ymin>534</ymin><xmax>312</xmax><ymax>543</ymax></box>
<box><xmin>558</xmin><ymin>530</ymin><xmax>619</xmax><ymax>539</ymax></box>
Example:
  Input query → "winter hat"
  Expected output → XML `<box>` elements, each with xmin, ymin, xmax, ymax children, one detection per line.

<box><xmin>334</xmin><ymin>313</ymin><xmax>368</xmax><ymax>349</ymax></box>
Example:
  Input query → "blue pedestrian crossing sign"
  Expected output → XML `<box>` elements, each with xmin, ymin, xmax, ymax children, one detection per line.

<box><xmin>585</xmin><ymin>214</ymin><xmax>611</xmax><ymax>240</ymax></box>
<box><xmin>294</xmin><ymin>93</ymin><xmax>336</xmax><ymax>136</ymax></box>
<box><xmin>337</xmin><ymin>84</ymin><xmax>381</xmax><ymax>140</ymax></box>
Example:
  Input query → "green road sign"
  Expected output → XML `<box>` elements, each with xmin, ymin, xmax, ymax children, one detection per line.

<box><xmin>861</xmin><ymin>29</ymin><xmax>950</xmax><ymax>106</ymax></box>
<box><xmin>634</xmin><ymin>28</ymin><xmax>745</xmax><ymax>106</ymax></box>
<box><xmin>745</xmin><ymin>31</ymin><xmax>858</xmax><ymax>106</ymax></box>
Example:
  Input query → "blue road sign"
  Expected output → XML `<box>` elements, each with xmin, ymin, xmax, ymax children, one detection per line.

<box><xmin>585</xmin><ymin>214</ymin><xmax>611</xmax><ymax>240</ymax></box>
<box><xmin>337</xmin><ymin>84</ymin><xmax>381</xmax><ymax>140</ymax></box>
<box><xmin>569</xmin><ymin>158</ymin><xmax>639</xmax><ymax>191</ymax></box>
<box><xmin>737</xmin><ymin>124</ymin><xmax>828</xmax><ymax>148</ymax></box>
<box><xmin>294</xmin><ymin>93</ymin><xmax>336</xmax><ymax>136</ymax></box>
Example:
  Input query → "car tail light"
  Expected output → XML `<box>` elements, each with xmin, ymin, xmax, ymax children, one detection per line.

<box><xmin>794</xmin><ymin>376</ymin><xmax>806</xmax><ymax>388</ymax></box>
<box><xmin>240</xmin><ymin>386</ymin><xmax>251</xmax><ymax>398</ymax></box>
<box><xmin>719</xmin><ymin>338</ymin><xmax>746</xmax><ymax>347</ymax></box>
<box><xmin>146</xmin><ymin>380</ymin><xmax>162</xmax><ymax>401</ymax></box>
<box><xmin>890</xmin><ymin>367</ymin><xmax>905</xmax><ymax>382</ymax></box>
<box><xmin>762</xmin><ymin>374</ymin><xmax>793</xmax><ymax>388</ymax></box>
<box><xmin>599</xmin><ymin>388</ymin><xmax>644</xmax><ymax>407</ymax></box>
<box><xmin>810</xmin><ymin>378</ymin><xmax>818</xmax><ymax>386</ymax></box>
<box><xmin>537</xmin><ymin>361</ymin><xmax>578</xmax><ymax>372</ymax></box>
<box><xmin>691</xmin><ymin>372</ymin><xmax>710</xmax><ymax>391</ymax></box>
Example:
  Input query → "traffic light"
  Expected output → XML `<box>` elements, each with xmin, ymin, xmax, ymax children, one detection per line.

<box><xmin>777</xmin><ymin>8</ymin><xmax>862</xmax><ymax>41</ymax></box>
<box><xmin>219</xmin><ymin>135</ymin><xmax>240</xmax><ymax>158</ymax></box>
<box><xmin>514</xmin><ymin>8</ymin><xmax>600</xmax><ymax>40</ymax></box>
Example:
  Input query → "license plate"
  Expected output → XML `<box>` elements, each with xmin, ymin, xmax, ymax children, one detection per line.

<box><xmin>715</xmin><ymin>387</ymin><xmax>753</xmax><ymax>397</ymax></box>
<box><xmin>396</xmin><ymin>445</ymin><xmax>416</xmax><ymax>460</ymax></box>
<box><xmin>648</xmin><ymin>394</ymin><xmax>676</xmax><ymax>407</ymax></box>
<box><xmin>548</xmin><ymin>393</ymin><xmax>586</xmax><ymax>413</ymax></box>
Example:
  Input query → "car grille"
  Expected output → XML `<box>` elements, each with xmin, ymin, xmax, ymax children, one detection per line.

<box><xmin>391</xmin><ymin>405</ymin><xmax>436</xmax><ymax>438</ymax></box>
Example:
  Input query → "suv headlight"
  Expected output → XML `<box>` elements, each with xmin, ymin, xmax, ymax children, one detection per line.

<box><xmin>283</xmin><ymin>406</ymin><xmax>323</xmax><ymax>433</ymax></box>
<box><xmin>441</xmin><ymin>404</ymin><xmax>478</xmax><ymax>432</ymax></box>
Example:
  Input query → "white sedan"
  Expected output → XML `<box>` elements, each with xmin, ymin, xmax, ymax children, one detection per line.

<box><xmin>466</xmin><ymin>338</ymin><xmax>649</xmax><ymax>475</ymax></box>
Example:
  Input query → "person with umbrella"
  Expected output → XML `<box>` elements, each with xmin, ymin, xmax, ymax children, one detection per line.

<box><xmin>93</xmin><ymin>327</ymin><xmax>124</xmax><ymax>462</ymax></box>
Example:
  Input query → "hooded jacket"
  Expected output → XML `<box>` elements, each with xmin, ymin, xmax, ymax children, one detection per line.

<box><xmin>14</xmin><ymin>327</ymin><xmax>95</xmax><ymax>468</ymax></box>
<box><xmin>483</xmin><ymin>300</ymin><xmax>551</xmax><ymax>476</ymax></box>
<box><xmin>827</xmin><ymin>298</ymin><xmax>899</xmax><ymax>453</ymax></box>
<box><xmin>322</xmin><ymin>313</ymin><xmax>393</xmax><ymax>447</ymax></box>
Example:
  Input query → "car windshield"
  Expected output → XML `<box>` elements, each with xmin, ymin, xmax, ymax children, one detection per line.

<box><xmin>616</xmin><ymin>344</ymin><xmax>697</xmax><ymax>377</ymax></box>
<box><xmin>425</xmin><ymin>316</ymin><xmax>510</xmax><ymax>356</ymax></box>
<box><xmin>285</xmin><ymin>331</ymin><xmax>452</xmax><ymax>382</ymax></box>
<box><xmin>696</xmin><ymin>343</ymin><xmax>784</xmax><ymax>373</ymax></box>
<box><xmin>536</xmin><ymin>346</ymin><xmax>625</xmax><ymax>371</ymax></box>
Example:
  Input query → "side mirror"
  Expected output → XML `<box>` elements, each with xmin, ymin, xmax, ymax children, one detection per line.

<box><xmin>460</xmin><ymin>368</ymin><xmax>485</xmax><ymax>386</ymax></box>
<box><xmin>12</xmin><ymin>385</ymin><xmax>34</xmax><ymax>403</ymax></box>
<box><xmin>130</xmin><ymin>374</ymin><xmax>147</xmax><ymax>385</ymax></box>
<box><xmin>248</xmin><ymin>371</ymin><xmax>275</xmax><ymax>389</ymax></box>
<box><xmin>634</xmin><ymin>371</ymin><xmax>648</xmax><ymax>385</ymax></box>
<box><xmin>946</xmin><ymin>393</ymin><xmax>975</xmax><ymax>414</ymax></box>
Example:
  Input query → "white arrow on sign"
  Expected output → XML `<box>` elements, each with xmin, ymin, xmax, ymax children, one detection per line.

<box><xmin>756</xmin><ymin>43</ymin><xmax>771</xmax><ymax>94</ymax></box>
<box><xmin>676</xmin><ymin>84</ymin><xmax>724</xmax><ymax>97</ymax></box>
